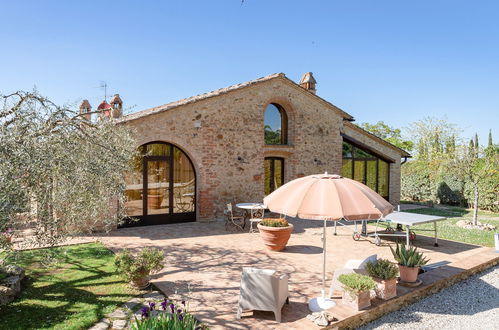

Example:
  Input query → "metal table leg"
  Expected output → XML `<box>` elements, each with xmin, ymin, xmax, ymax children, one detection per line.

<box><xmin>434</xmin><ymin>221</ymin><xmax>439</xmax><ymax>247</ymax></box>
<box><xmin>406</xmin><ymin>225</ymin><xmax>410</xmax><ymax>246</ymax></box>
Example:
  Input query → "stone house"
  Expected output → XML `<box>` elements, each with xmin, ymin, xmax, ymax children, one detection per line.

<box><xmin>80</xmin><ymin>73</ymin><xmax>410</xmax><ymax>227</ymax></box>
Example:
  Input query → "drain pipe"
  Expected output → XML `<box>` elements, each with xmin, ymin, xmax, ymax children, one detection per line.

<box><xmin>401</xmin><ymin>156</ymin><xmax>408</xmax><ymax>165</ymax></box>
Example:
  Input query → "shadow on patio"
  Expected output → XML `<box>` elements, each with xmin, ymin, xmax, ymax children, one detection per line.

<box><xmin>96</xmin><ymin>221</ymin><xmax>495</xmax><ymax>329</ymax></box>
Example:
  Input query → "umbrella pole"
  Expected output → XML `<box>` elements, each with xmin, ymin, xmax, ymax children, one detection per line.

<box><xmin>308</xmin><ymin>218</ymin><xmax>336</xmax><ymax>312</ymax></box>
<box><xmin>322</xmin><ymin>219</ymin><xmax>326</xmax><ymax>299</ymax></box>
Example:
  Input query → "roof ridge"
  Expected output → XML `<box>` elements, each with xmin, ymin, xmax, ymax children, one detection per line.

<box><xmin>119</xmin><ymin>73</ymin><xmax>284</xmax><ymax>122</ymax></box>
<box><xmin>119</xmin><ymin>72</ymin><xmax>354</xmax><ymax>123</ymax></box>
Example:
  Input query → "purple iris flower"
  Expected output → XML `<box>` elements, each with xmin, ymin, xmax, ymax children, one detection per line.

<box><xmin>148</xmin><ymin>302</ymin><xmax>155</xmax><ymax>310</ymax></box>
<box><xmin>161</xmin><ymin>299</ymin><xmax>168</xmax><ymax>310</ymax></box>
<box><xmin>169</xmin><ymin>303</ymin><xmax>175</xmax><ymax>314</ymax></box>
<box><xmin>181</xmin><ymin>300</ymin><xmax>186</xmax><ymax>306</ymax></box>
<box><xmin>141</xmin><ymin>306</ymin><xmax>150</xmax><ymax>318</ymax></box>
<box><xmin>177</xmin><ymin>309</ymin><xmax>182</xmax><ymax>314</ymax></box>
<box><xmin>179</xmin><ymin>314</ymin><xmax>184</xmax><ymax>321</ymax></box>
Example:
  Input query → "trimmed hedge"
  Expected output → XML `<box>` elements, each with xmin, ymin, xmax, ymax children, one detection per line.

<box><xmin>402</xmin><ymin>159</ymin><xmax>498</xmax><ymax>211</ymax></box>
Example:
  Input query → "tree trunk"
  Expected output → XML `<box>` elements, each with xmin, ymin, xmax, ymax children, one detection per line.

<box><xmin>473</xmin><ymin>185</ymin><xmax>479</xmax><ymax>226</ymax></box>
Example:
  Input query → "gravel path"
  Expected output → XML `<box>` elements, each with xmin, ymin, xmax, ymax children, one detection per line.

<box><xmin>360</xmin><ymin>265</ymin><xmax>499</xmax><ymax>330</ymax></box>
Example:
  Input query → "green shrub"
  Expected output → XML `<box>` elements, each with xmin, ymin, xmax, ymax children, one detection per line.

<box><xmin>401</xmin><ymin>160</ymin><xmax>433</xmax><ymax>202</ymax></box>
<box><xmin>366</xmin><ymin>259</ymin><xmax>398</xmax><ymax>280</ymax></box>
<box><xmin>0</xmin><ymin>271</ymin><xmax>7</xmax><ymax>281</ymax></box>
<box><xmin>390</xmin><ymin>243</ymin><xmax>429</xmax><ymax>268</ymax></box>
<box><xmin>402</xmin><ymin>157</ymin><xmax>498</xmax><ymax>211</ymax></box>
<box><xmin>260</xmin><ymin>218</ymin><xmax>289</xmax><ymax>227</ymax></box>
<box><xmin>115</xmin><ymin>248</ymin><xmax>165</xmax><ymax>282</ymax></box>
<box><xmin>338</xmin><ymin>273</ymin><xmax>376</xmax><ymax>294</ymax></box>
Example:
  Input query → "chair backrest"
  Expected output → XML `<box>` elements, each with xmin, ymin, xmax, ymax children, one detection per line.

<box><xmin>240</xmin><ymin>268</ymin><xmax>288</xmax><ymax>311</ymax></box>
<box><xmin>251</xmin><ymin>205</ymin><xmax>265</xmax><ymax>220</ymax></box>
<box><xmin>343</xmin><ymin>254</ymin><xmax>377</xmax><ymax>270</ymax></box>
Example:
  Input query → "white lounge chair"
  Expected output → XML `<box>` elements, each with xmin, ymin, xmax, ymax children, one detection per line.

<box><xmin>236</xmin><ymin>267</ymin><xmax>289</xmax><ymax>322</ymax></box>
<box><xmin>328</xmin><ymin>254</ymin><xmax>377</xmax><ymax>297</ymax></box>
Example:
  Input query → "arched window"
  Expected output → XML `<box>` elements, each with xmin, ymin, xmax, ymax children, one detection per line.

<box><xmin>341</xmin><ymin>140</ymin><xmax>390</xmax><ymax>200</ymax></box>
<box><xmin>124</xmin><ymin>142</ymin><xmax>196</xmax><ymax>226</ymax></box>
<box><xmin>264</xmin><ymin>103</ymin><xmax>288</xmax><ymax>145</ymax></box>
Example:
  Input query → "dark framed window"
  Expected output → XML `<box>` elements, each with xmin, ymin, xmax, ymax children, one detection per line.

<box><xmin>264</xmin><ymin>157</ymin><xmax>284</xmax><ymax>195</ymax></box>
<box><xmin>123</xmin><ymin>142</ymin><xmax>196</xmax><ymax>227</ymax></box>
<box><xmin>264</xmin><ymin>103</ymin><xmax>288</xmax><ymax>145</ymax></box>
<box><xmin>341</xmin><ymin>140</ymin><xmax>390</xmax><ymax>200</ymax></box>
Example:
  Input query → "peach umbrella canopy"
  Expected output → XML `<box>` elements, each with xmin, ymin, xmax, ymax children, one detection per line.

<box><xmin>263</xmin><ymin>173</ymin><xmax>394</xmax><ymax>221</ymax></box>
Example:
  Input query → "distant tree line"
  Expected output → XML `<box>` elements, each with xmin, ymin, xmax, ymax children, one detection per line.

<box><xmin>361</xmin><ymin>119</ymin><xmax>499</xmax><ymax>224</ymax></box>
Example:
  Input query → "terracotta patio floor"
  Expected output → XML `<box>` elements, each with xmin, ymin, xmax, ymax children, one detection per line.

<box><xmin>96</xmin><ymin>218</ymin><xmax>496</xmax><ymax>329</ymax></box>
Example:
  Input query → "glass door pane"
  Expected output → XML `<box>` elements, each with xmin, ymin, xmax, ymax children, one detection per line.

<box><xmin>354</xmin><ymin>160</ymin><xmax>365</xmax><ymax>184</ymax></box>
<box><xmin>378</xmin><ymin>160</ymin><xmax>389</xmax><ymax>198</ymax></box>
<box><xmin>173</xmin><ymin>148</ymin><xmax>195</xmax><ymax>213</ymax></box>
<box><xmin>341</xmin><ymin>159</ymin><xmax>353</xmax><ymax>178</ymax></box>
<box><xmin>146</xmin><ymin>159</ymin><xmax>169</xmax><ymax>215</ymax></box>
<box><xmin>366</xmin><ymin>160</ymin><xmax>377</xmax><ymax>191</ymax></box>
<box><xmin>274</xmin><ymin>158</ymin><xmax>283</xmax><ymax>190</ymax></box>
<box><xmin>124</xmin><ymin>155</ymin><xmax>143</xmax><ymax>216</ymax></box>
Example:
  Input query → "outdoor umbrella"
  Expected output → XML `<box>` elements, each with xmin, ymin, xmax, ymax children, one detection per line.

<box><xmin>263</xmin><ymin>172</ymin><xmax>394</xmax><ymax>312</ymax></box>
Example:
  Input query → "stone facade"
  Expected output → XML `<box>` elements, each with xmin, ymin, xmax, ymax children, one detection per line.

<box><xmin>120</xmin><ymin>73</ymin><xmax>409</xmax><ymax>222</ymax></box>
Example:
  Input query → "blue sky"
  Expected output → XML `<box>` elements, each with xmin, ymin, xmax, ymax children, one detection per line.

<box><xmin>1</xmin><ymin>0</ymin><xmax>498</xmax><ymax>144</ymax></box>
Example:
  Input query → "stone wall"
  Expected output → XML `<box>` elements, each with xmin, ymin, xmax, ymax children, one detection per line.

<box><xmin>123</xmin><ymin>76</ymin><xmax>403</xmax><ymax>221</ymax></box>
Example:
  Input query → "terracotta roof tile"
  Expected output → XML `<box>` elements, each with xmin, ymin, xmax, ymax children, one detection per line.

<box><xmin>119</xmin><ymin>73</ymin><xmax>354</xmax><ymax>123</ymax></box>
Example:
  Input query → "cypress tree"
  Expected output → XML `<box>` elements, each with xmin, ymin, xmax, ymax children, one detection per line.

<box><xmin>488</xmin><ymin>129</ymin><xmax>493</xmax><ymax>148</ymax></box>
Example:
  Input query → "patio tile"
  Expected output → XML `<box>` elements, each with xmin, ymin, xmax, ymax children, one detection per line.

<box><xmin>95</xmin><ymin>219</ymin><xmax>496</xmax><ymax>329</ymax></box>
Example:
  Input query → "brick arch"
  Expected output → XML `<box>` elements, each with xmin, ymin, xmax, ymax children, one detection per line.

<box><xmin>134</xmin><ymin>139</ymin><xmax>201</xmax><ymax>222</ymax></box>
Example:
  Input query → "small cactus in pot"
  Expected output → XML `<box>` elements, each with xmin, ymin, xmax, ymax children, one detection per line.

<box><xmin>390</xmin><ymin>243</ymin><xmax>429</xmax><ymax>283</ymax></box>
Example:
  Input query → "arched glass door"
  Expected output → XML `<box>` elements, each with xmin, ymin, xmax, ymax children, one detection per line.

<box><xmin>123</xmin><ymin>142</ymin><xmax>196</xmax><ymax>227</ymax></box>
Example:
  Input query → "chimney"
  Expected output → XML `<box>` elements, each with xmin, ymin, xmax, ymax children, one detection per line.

<box><xmin>110</xmin><ymin>94</ymin><xmax>123</xmax><ymax>118</ymax></box>
<box><xmin>299</xmin><ymin>72</ymin><xmax>317</xmax><ymax>94</ymax></box>
<box><xmin>79</xmin><ymin>100</ymin><xmax>92</xmax><ymax>121</ymax></box>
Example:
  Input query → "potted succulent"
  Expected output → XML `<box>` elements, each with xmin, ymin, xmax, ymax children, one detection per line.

<box><xmin>338</xmin><ymin>273</ymin><xmax>376</xmax><ymax>311</ymax></box>
<box><xmin>390</xmin><ymin>243</ymin><xmax>429</xmax><ymax>283</ymax></box>
<box><xmin>366</xmin><ymin>259</ymin><xmax>398</xmax><ymax>300</ymax></box>
<box><xmin>114</xmin><ymin>248</ymin><xmax>165</xmax><ymax>289</ymax></box>
<box><xmin>257</xmin><ymin>218</ymin><xmax>294</xmax><ymax>251</ymax></box>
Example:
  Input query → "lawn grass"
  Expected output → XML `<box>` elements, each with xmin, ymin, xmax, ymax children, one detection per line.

<box><xmin>0</xmin><ymin>243</ymin><xmax>139</xmax><ymax>330</ymax></box>
<box><xmin>401</xmin><ymin>206</ymin><xmax>499</xmax><ymax>247</ymax></box>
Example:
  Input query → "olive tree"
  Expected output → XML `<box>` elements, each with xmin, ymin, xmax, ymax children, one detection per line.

<box><xmin>0</xmin><ymin>91</ymin><xmax>136</xmax><ymax>248</ymax></box>
<box><xmin>450</xmin><ymin>144</ymin><xmax>499</xmax><ymax>225</ymax></box>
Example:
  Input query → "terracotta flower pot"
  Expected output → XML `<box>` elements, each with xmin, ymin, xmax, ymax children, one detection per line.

<box><xmin>130</xmin><ymin>270</ymin><xmax>150</xmax><ymax>289</ymax></box>
<box><xmin>257</xmin><ymin>223</ymin><xmax>294</xmax><ymax>251</ymax></box>
<box><xmin>341</xmin><ymin>289</ymin><xmax>371</xmax><ymax>311</ymax></box>
<box><xmin>398</xmin><ymin>265</ymin><xmax>419</xmax><ymax>283</ymax></box>
<box><xmin>147</xmin><ymin>193</ymin><xmax>164</xmax><ymax>209</ymax></box>
<box><xmin>373</xmin><ymin>277</ymin><xmax>397</xmax><ymax>300</ymax></box>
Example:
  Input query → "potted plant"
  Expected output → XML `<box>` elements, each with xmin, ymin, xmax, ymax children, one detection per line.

<box><xmin>390</xmin><ymin>243</ymin><xmax>429</xmax><ymax>283</ymax></box>
<box><xmin>115</xmin><ymin>248</ymin><xmax>165</xmax><ymax>289</ymax></box>
<box><xmin>366</xmin><ymin>259</ymin><xmax>398</xmax><ymax>300</ymax></box>
<box><xmin>257</xmin><ymin>218</ymin><xmax>294</xmax><ymax>251</ymax></box>
<box><xmin>338</xmin><ymin>273</ymin><xmax>376</xmax><ymax>311</ymax></box>
<box><xmin>1</xmin><ymin>228</ymin><xmax>14</xmax><ymax>244</ymax></box>
<box><xmin>147</xmin><ymin>189</ymin><xmax>165</xmax><ymax>209</ymax></box>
